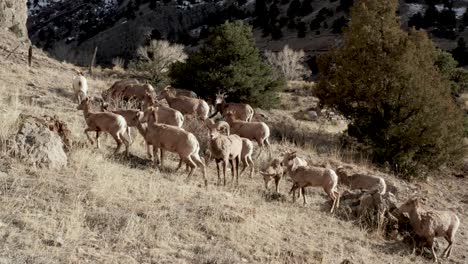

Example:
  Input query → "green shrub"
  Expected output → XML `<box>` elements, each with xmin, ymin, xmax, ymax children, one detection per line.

<box><xmin>169</xmin><ymin>21</ymin><xmax>285</xmax><ymax>108</ymax></box>
<box><xmin>315</xmin><ymin>0</ymin><xmax>465</xmax><ymax>177</ymax></box>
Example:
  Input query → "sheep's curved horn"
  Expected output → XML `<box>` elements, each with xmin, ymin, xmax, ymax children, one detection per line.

<box><xmin>216</xmin><ymin>121</ymin><xmax>230</xmax><ymax>136</ymax></box>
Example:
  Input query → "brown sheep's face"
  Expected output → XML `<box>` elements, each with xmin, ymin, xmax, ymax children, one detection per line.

<box><xmin>215</xmin><ymin>93</ymin><xmax>227</xmax><ymax>105</ymax></box>
<box><xmin>76</xmin><ymin>97</ymin><xmax>89</xmax><ymax>110</ymax></box>
<box><xmin>399</xmin><ymin>198</ymin><xmax>420</xmax><ymax>213</ymax></box>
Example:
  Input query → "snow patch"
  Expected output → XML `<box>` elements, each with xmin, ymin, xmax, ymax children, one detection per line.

<box><xmin>435</xmin><ymin>5</ymin><xmax>467</xmax><ymax>18</ymax></box>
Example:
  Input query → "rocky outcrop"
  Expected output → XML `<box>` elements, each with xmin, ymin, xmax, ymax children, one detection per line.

<box><xmin>0</xmin><ymin>0</ymin><xmax>28</xmax><ymax>39</ymax></box>
<box><xmin>11</xmin><ymin>115</ymin><xmax>69</xmax><ymax>169</ymax></box>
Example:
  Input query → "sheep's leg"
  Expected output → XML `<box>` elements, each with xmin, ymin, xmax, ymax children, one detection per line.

<box><xmin>184</xmin><ymin>156</ymin><xmax>196</xmax><ymax>181</ymax></box>
<box><xmin>428</xmin><ymin>238</ymin><xmax>438</xmax><ymax>263</ymax></box>
<box><xmin>153</xmin><ymin>147</ymin><xmax>160</xmax><ymax>169</ymax></box>
<box><xmin>95</xmin><ymin>131</ymin><xmax>100</xmax><ymax>149</ymax></box>
<box><xmin>127</xmin><ymin>127</ymin><xmax>133</xmax><ymax>145</ymax></box>
<box><xmin>334</xmin><ymin>191</ymin><xmax>340</xmax><ymax>209</ymax></box>
<box><xmin>110</xmin><ymin>133</ymin><xmax>123</xmax><ymax>154</ymax></box>
<box><xmin>146</xmin><ymin>144</ymin><xmax>152</xmax><ymax>160</ymax></box>
<box><xmin>240</xmin><ymin>156</ymin><xmax>248</xmax><ymax>177</ymax></box>
<box><xmin>274</xmin><ymin>177</ymin><xmax>280</xmax><ymax>193</ymax></box>
<box><xmin>160</xmin><ymin>149</ymin><xmax>165</xmax><ymax>169</ymax></box>
<box><xmin>229</xmin><ymin>159</ymin><xmax>235</xmax><ymax>184</ymax></box>
<box><xmin>235</xmin><ymin>157</ymin><xmax>240</xmax><ymax>185</ymax></box>
<box><xmin>289</xmin><ymin>184</ymin><xmax>298</xmax><ymax>203</ymax></box>
<box><xmin>302</xmin><ymin>187</ymin><xmax>307</xmax><ymax>205</ymax></box>
<box><xmin>222</xmin><ymin>159</ymin><xmax>227</xmax><ymax>186</ymax></box>
<box><xmin>175</xmin><ymin>158</ymin><xmax>183</xmax><ymax>172</ymax></box>
<box><xmin>325</xmin><ymin>188</ymin><xmax>338</xmax><ymax>213</ymax></box>
<box><xmin>84</xmin><ymin>128</ymin><xmax>95</xmax><ymax>146</ymax></box>
<box><xmin>442</xmin><ymin>235</ymin><xmax>453</xmax><ymax>258</ymax></box>
<box><xmin>192</xmin><ymin>154</ymin><xmax>207</xmax><ymax>187</ymax></box>
<box><xmin>216</xmin><ymin>161</ymin><xmax>221</xmax><ymax>186</ymax></box>
<box><xmin>248</xmin><ymin>156</ymin><xmax>254</xmax><ymax>178</ymax></box>
<box><xmin>120</xmin><ymin>131</ymin><xmax>130</xmax><ymax>156</ymax></box>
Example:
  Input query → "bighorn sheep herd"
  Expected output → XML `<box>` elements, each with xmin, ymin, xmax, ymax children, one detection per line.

<box><xmin>71</xmin><ymin>74</ymin><xmax>460</xmax><ymax>261</ymax></box>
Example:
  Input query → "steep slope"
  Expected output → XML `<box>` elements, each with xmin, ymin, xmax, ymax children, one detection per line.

<box><xmin>1</xmin><ymin>27</ymin><xmax>468</xmax><ymax>263</ymax></box>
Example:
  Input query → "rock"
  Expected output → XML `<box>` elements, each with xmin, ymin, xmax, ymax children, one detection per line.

<box><xmin>0</xmin><ymin>0</ymin><xmax>28</xmax><ymax>39</ymax></box>
<box><xmin>12</xmin><ymin>115</ymin><xmax>68</xmax><ymax>169</ymax></box>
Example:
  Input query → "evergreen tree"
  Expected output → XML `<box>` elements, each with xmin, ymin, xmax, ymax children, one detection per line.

<box><xmin>452</xmin><ymin>37</ymin><xmax>468</xmax><ymax>66</ymax></box>
<box><xmin>255</xmin><ymin>0</ymin><xmax>269</xmax><ymax>27</ymax></box>
<box><xmin>423</xmin><ymin>3</ymin><xmax>439</xmax><ymax>27</ymax></box>
<box><xmin>316</xmin><ymin>0</ymin><xmax>464</xmax><ymax>176</ymax></box>
<box><xmin>287</xmin><ymin>0</ymin><xmax>301</xmax><ymax>18</ymax></box>
<box><xmin>169</xmin><ymin>21</ymin><xmax>285</xmax><ymax>108</ymax></box>
<box><xmin>408</xmin><ymin>12</ymin><xmax>424</xmax><ymax>29</ymax></box>
<box><xmin>271</xmin><ymin>24</ymin><xmax>284</xmax><ymax>40</ymax></box>
<box><xmin>299</xmin><ymin>0</ymin><xmax>314</xmax><ymax>16</ymax></box>
<box><xmin>149</xmin><ymin>0</ymin><xmax>157</xmax><ymax>10</ymax></box>
<box><xmin>297</xmin><ymin>21</ymin><xmax>307</xmax><ymax>37</ymax></box>
<box><xmin>269</xmin><ymin>3</ymin><xmax>280</xmax><ymax>21</ymax></box>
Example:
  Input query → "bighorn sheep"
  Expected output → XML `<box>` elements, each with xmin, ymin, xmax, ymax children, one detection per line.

<box><xmin>143</xmin><ymin>92</ymin><xmax>184</xmax><ymax>127</ymax></box>
<box><xmin>138</xmin><ymin>107</ymin><xmax>207</xmax><ymax>186</ymax></box>
<box><xmin>72</xmin><ymin>70</ymin><xmax>88</xmax><ymax>104</ymax></box>
<box><xmin>209</xmin><ymin>92</ymin><xmax>255</xmax><ymax>122</ymax></box>
<box><xmin>399</xmin><ymin>198</ymin><xmax>460</xmax><ymax>262</ymax></box>
<box><xmin>158</xmin><ymin>86</ymin><xmax>209</xmax><ymax>120</ymax></box>
<box><xmin>260</xmin><ymin>158</ymin><xmax>284</xmax><ymax>192</ymax></box>
<box><xmin>77</xmin><ymin>97</ymin><xmax>130</xmax><ymax>155</ymax></box>
<box><xmin>102</xmin><ymin>79</ymin><xmax>139</xmax><ymax>101</ymax></box>
<box><xmin>102</xmin><ymin>79</ymin><xmax>154</xmax><ymax>107</ymax></box>
<box><xmin>205</xmin><ymin>119</ymin><xmax>243</xmax><ymax>185</ymax></box>
<box><xmin>336</xmin><ymin>167</ymin><xmax>387</xmax><ymax>195</ymax></box>
<box><xmin>282</xmin><ymin>151</ymin><xmax>340</xmax><ymax>213</ymax></box>
<box><xmin>224</xmin><ymin>111</ymin><xmax>271</xmax><ymax>158</ymax></box>
<box><xmin>280</xmin><ymin>151</ymin><xmax>308</xmax><ymax>198</ymax></box>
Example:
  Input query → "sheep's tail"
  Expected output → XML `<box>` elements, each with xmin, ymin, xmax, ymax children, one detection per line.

<box><xmin>379</xmin><ymin>178</ymin><xmax>387</xmax><ymax>195</ymax></box>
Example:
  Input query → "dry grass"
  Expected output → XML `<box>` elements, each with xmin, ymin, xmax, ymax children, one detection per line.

<box><xmin>0</xmin><ymin>32</ymin><xmax>467</xmax><ymax>263</ymax></box>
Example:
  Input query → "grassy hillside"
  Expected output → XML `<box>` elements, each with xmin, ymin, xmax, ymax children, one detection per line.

<box><xmin>0</xmin><ymin>31</ymin><xmax>467</xmax><ymax>263</ymax></box>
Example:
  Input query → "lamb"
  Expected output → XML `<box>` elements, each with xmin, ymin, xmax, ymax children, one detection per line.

<box><xmin>260</xmin><ymin>158</ymin><xmax>284</xmax><ymax>192</ymax></box>
<box><xmin>158</xmin><ymin>86</ymin><xmax>209</xmax><ymax>120</ymax></box>
<box><xmin>336</xmin><ymin>166</ymin><xmax>387</xmax><ymax>195</ymax></box>
<box><xmin>282</xmin><ymin>151</ymin><xmax>340</xmax><ymax>213</ymax></box>
<box><xmin>281</xmin><ymin>151</ymin><xmax>308</xmax><ymax>199</ymax></box>
<box><xmin>399</xmin><ymin>198</ymin><xmax>460</xmax><ymax>262</ymax></box>
<box><xmin>209</xmin><ymin>92</ymin><xmax>255</xmax><ymax>122</ymax></box>
<box><xmin>138</xmin><ymin>107</ymin><xmax>207</xmax><ymax>186</ymax></box>
<box><xmin>77</xmin><ymin>97</ymin><xmax>130</xmax><ymax>155</ymax></box>
<box><xmin>72</xmin><ymin>70</ymin><xmax>88</xmax><ymax>104</ymax></box>
<box><xmin>224</xmin><ymin>111</ymin><xmax>271</xmax><ymax>158</ymax></box>
<box><xmin>205</xmin><ymin>119</ymin><xmax>243</xmax><ymax>185</ymax></box>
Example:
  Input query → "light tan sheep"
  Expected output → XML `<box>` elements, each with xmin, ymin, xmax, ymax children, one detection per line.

<box><xmin>210</xmin><ymin>92</ymin><xmax>254</xmax><ymax>122</ymax></box>
<box><xmin>158</xmin><ymin>86</ymin><xmax>209</xmax><ymax>120</ymax></box>
<box><xmin>224</xmin><ymin>111</ymin><xmax>271</xmax><ymax>158</ymax></box>
<box><xmin>138</xmin><ymin>107</ymin><xmax>207</xmax><ymax>186</ymax></box>
<box><xmin>336</xmin><ymin>167</ymin><xmax>387</xmax><ymax>195</ymax></box>
<box><xmin>205</xmin><ymin>119</ymin><xmax>243</xmax><ymax>185</ymax></box>
<box><xmin>72</xmin><ymin>70</ymin><xmax>88</xmax><ymax>104</ymax></box>
<box><xmin>260</xmin><ymin>158</ymin><xmax>284</xmax><ymax>192</ymax></box>
<box><xmin>77</xmin><ymin>97</ymin><xmax>130</xmax><ymax>155</ymax></box>
<box><xmin>280</xmin><ymin>151</ymin><xmax>308</xmax><ymax>199</ymax></box>
<box><xmin>399</xmin><ymin>198</ymin><xmax>460</xmax><ymax>262</ymax></box>
<box><xmin>282</xmin><ymin>151</ymin><xmax>340</xmax><ymax>213</ymax></box>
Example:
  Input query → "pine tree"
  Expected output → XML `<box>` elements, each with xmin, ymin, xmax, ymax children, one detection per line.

<box><xmin>169</xmin><ymin>21</ymin><xmax>285</xmax><ymax>108</ymax></box>
<box><xmin>452</xmin><ymin>37</ymin><xmax>468</xmax><ymax>66</ymax></box>
<box><xmin>316</xmin><ymin>0</ymin><xmax>464</xmax><ymax>176</ymax></box>
<box><xmin>299</xmin><ymin>0</ymin><xmax>314</xmax><ymax>16</ymax></box>
<box><xmin>287</xmin><ymin>0</ymin><xmax>301</xmax><ymax>18</ymax></box>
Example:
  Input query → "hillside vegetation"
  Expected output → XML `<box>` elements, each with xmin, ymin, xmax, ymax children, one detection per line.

<box><xmin>1</xmin><ymin>25</ymin><xmax>468</xmax><ymax>264</ymax></box>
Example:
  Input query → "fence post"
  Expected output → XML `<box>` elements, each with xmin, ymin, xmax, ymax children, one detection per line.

<box><xmin>28</xmin><ymin>46</ymin><xmax>33</xmax><ymax>67</ymax></box>
<box><xmin>89</xmin><ymin>46</ymin><xmax>98</xmax><ymax>75</ymax></box>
